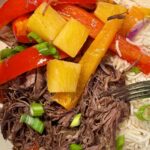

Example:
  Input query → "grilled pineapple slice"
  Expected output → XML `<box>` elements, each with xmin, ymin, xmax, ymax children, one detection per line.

<box><xmin>94</xmin><ymin>2</ymin><xmax>127</xmax><ymax>23</ymax></box>
<box><xmin>53</xmin><ymin>18</ymin><xmax>89</xmax><ymax>57</ymax></box>
<box><xmin>47</xmin><ymin>59</ymin><xmax>81</xmax><ymax>93</ymax></box>
<box><xmin>27</xmin><ymin>2</ymin><xmax>66</xmax><ymax>42</ymax></box>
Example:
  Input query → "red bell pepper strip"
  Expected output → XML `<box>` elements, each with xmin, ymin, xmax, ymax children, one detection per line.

<box><xmin>12</xmin><ymin>15</ymin><xmax>30</xmax><ymax>43</ymax></box>
<box><xmin>110</xmin><ymin>35</ymin><xmax>150</xmax><ymax>74</ymax></box>
<box><xmin>52</xmin><ymin>0</ymin><xmax>96</xmax><ymax>5</ymax></box>
<box><xmin>0</xmin><ymin>46</ymin><xmax>68</xmax><ymax>85</ymax></box>
<box><xmin>0</xmin><ymin>0</ymin><xmax>46</xmax><ymax>29</ymax></box>
<box><xmin>54</xmin><ymin>4</ymin><xmax>104</xmax><ymax>38</ymax></box>
<box><xmin>0</xmin><ymin>0</ymin><xmax>96</xmax><ymax>29</ymax></box>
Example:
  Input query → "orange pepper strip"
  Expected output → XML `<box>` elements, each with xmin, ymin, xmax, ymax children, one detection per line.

<box><xmin>120</xmin><ymin>6</ymin><xmax>145</xmax><ymax>36</ymax></box>
<box><xmin>12</xmin><ymin>15</ymin><xmax>30</xmax><ymax>43</ymax></box>
<box><xmin>110</xmin><ymin>35</ymin><xmax>150</xmax><ymax>74</ymax></box>
<box><xmin>52</xmin><ymin>19</ymin><xmax>123</xmax><ymax>110</ymax></box>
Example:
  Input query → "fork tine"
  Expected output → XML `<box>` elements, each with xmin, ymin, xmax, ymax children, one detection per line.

<box><xmin>115</xmin><ymin>81</ymin><xmax>150</xmax><ymax>101</ymax></box>
<box><xmin>101</xmin><ymin>81</ymin><xmax>150</xmax><ymax>101</ymax></box>
<box><xmin>118</xmin><ymin>89</ymin><xmax>150</xmax><ymax>100</ymax></box>
<box><xmin>126</xmin><ymin>91</ymin><xmax>150</xmax><ymax>101</ymax></box>
<box><xmin>111</xmin><ymin>81</ymin><xmax>150</xmax><ymax>97</ymax></box>
<box><xmin>114</xmin><ymin>84</ymin><xmax>150</xmax><ymax>97</ymax></box>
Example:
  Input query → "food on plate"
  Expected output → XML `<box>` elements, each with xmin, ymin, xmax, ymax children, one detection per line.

<box><xmin>27</xmin><ymin>2</ymin><xmax>67</xmax><ymax>42</ymax></box>
<box><xmin>52</xmin><ymin>18</ymin><xmax>123</xmax><ymax>110</ymax></box>
<box><xmin>94</xmin><ymin>2</ymin><xmax>127</xmax><ymax>23</ymax></box>
<box><xmin>12</xmin><ymin>15</ymin><xmax>30</xmax><ymax>43</ymax></box>
<box><xmin>53</xmin><ymin>18</ymin><xmax>89</xmax><ymax>57</ymax></box>
<box><xmin>47</xmin><ymin>59</ymin><xmax>81</xmax><ymax>93</ymax></box>
<box><xmin>120</xmin><ymin>6</ymin><xmax>145</xmax><ymax>36</ymax></box>
<box><xmin>0</xmin><ymin>0</ymin><xmax>150</xmax><ymax>150</ymax></box>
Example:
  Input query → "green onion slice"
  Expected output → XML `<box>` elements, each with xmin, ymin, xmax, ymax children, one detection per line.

<box><xmin>28</xmin><ymin>32</ymin><xmax>44</xmax><ymax>43</ymax></box>
<box><xmin>13</xmin><ymin>45</ymin><xmax>26</xmax><ymax>52</ymax></box>
<box><xmin>70</xmin><ymin>113</ymin><xmax>81</xmax><ymax>128</ymax></box>
<box><xmin>35</xmin><ymin>42</ymin><xmax>50</xmax><ymax>56</ymax></box>
<box><xmin>48</xmin><ymin>44</ymin><xmax>60</xmax><ymax>59</ymax></box>
<box><xmin>69</xmin><ymin>143</ymin><xmax>82</xmax><ymax>150</ymax></box>
<box><xmin>30</xmin><ymin>102</ymin><xmax>44</xmax><ymax>117</ymax></box>
<box><xmin>130</xmin><ymin>67</ymin><xmax>140</xmax><ymax>74</ymax></box>
<box><xmin>0</xmin><ymin>46</ymin><xmax>26</xmax><ymax>60</ymax></box>
<box><xmin>35</xmin><ymin>42</ymin><xmax>60</xmax><ymax>58</ymax></box>
<box><xmin>116</xmin><ymin>135</ymin><xmax>125</xmax><ymax>150</ymax></box>
<box><xmin>20</xmin><ymin>114</ymin><xmax>44</xmax><ymax>134</ymax></box>
<box><xmin>135</xmin><ymin>104</ymin><xmax>150</xmax><ymax>121</ymax></box>
<box><xmin>0</xmin><ymin>48</ymin><xmax>13</xmax><ymax>60</ymax></box>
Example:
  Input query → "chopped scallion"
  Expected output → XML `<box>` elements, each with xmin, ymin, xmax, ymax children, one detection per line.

<box><xmin>69</xmin><ymin>143</ymin><xmax>82</xmax><ymax>150</ymax></box>
<box><xmin>135</xmin><ymin>104</ymin><xmax>150</xmax><ymax>121</ymax></box>
<box><xmin>130</xmin><ymin>67</ymin><xmax>140</xmax><ymax>74</ymax></box>
<box><xmin>48</xmin><ymin>44</ymin><xmax>60</xmax><ymax>59</ymax></box>
<box><xmin>70</xmin><ymin>113</ymin><xmax>81</xmax><ymax>128</ymax></box>
<box><xmin>48</xmin><ymin>45</ymin><xmax>57</xmax><ymax>55</ymax></box>
<box><xmin>20</xmin><ymin>114</ymin><xmax>44</xmax><ymax>134</ymax></box>
<box><xmin>30</xmin><ymin>102</ymin><xmax>44</xmax><ymax>117</ymax></box>
<box><xmin>116</xmin><ymin>135</ymin><xmax>125</xmax><ymax>150</ymax></box>
<box><xmin>35</xmin><ymin>42</ymin><xmax>60</xmax><ymax>58</ymax></box>
<box><xmin>35</xmin><ymin>42</ymin><xmax>50</xmax><ymax>56</ymax></box>
<box><xmin>0</xmin><ymin>48</ymin><xmax>13</xmax><ymax>60</ymax></box>
<box><xmin>28</xmin><ymin>32</ymin><xmax>44</xmax><ymax>43</ymax></box>
<box><xmin>13</xmin><ymin>45</ymin><xmax>26</xmax><ymax>52</ymax></box>
<box><xmin>0</xmin><ymin>45</ymin><xmax>26</xmax><ymax>60</ymax></box>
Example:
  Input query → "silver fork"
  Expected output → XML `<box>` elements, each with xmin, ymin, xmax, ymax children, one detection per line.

<box><xmin>103</xmin><ymin>80</ymin><xmax>150</xmax><ymax>101</ymax></box>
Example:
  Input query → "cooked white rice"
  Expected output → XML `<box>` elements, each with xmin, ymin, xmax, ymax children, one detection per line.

<box><xmin>114</xmin><ymin>0</ymin><xmax>150</xmax><ymax>8</ymax></box>
<box><xmin>110</xmin><ymin>55</ymin><xmax>150</xmax><ymax>150</ymax></box>
<box><xmin>110</xmin><ymin>1</ymin><xmax>150</xmax><ymax>149</ymax></box>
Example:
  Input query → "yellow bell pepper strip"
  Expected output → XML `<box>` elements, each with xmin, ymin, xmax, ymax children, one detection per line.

<box><xmin>138</xmin><ymin>7</ymin><xmax>150</xmax><ymax>16</ymax></box>
<box><xmin>120</xmin><ymin>7</ymin><xmax>145</xmax><ymax>36</ymax></box>
<box><xmin>94</xmin><ymin>2</ymin><xmax>127</xmax><ymax>23</ymax></box>
<box><xmin>54</xmin><ymin>4</ymin><xmax>150</xmax><ymax>74</ymax></box>
<box><xmin>52</xmin><ymin>19</ymin><xmax>123</xmax><ymax>110</ymax></box>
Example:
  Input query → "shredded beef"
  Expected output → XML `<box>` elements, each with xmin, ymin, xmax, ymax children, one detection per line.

<box><xmin>0</xmin><ymin>61</ymin><xmax>130</xmax><ymax>150</ymax></box>
<box><xmin>0</xmin><ymin>26</ymin><xmax>17</xmax><ymax>47</ymax></box>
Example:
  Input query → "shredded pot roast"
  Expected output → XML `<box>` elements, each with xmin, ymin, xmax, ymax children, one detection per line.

<box><xmin>0</xmin><ymin>61</ymin><xmax>130</xmax><ymax>150</ymax></box>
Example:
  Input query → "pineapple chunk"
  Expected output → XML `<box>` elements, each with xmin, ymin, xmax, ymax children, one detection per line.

<box><xmin>47</xmin><ymin>59</ymin><xmax>81</xmax><ymax>93</ymax></box>
<box><xmin>27</xmin><ymin>2</ymin><xmax>66</xmax><ymax>42</ymax></box>
<box><xmin>53</xmin><ymin>19</ymin><xmax>89</xmax><ymax>57</ymax></box>
<box><xmin>94</xmin><ymin>2</ymin><xmax>127</xmax><ymax>23</ymax></box>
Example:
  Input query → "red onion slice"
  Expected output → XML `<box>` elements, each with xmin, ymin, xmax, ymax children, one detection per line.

<box><xmin>127</xmin><ymin>18</ymin><xmax>150</xmax><ymax>40</ymax></box>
